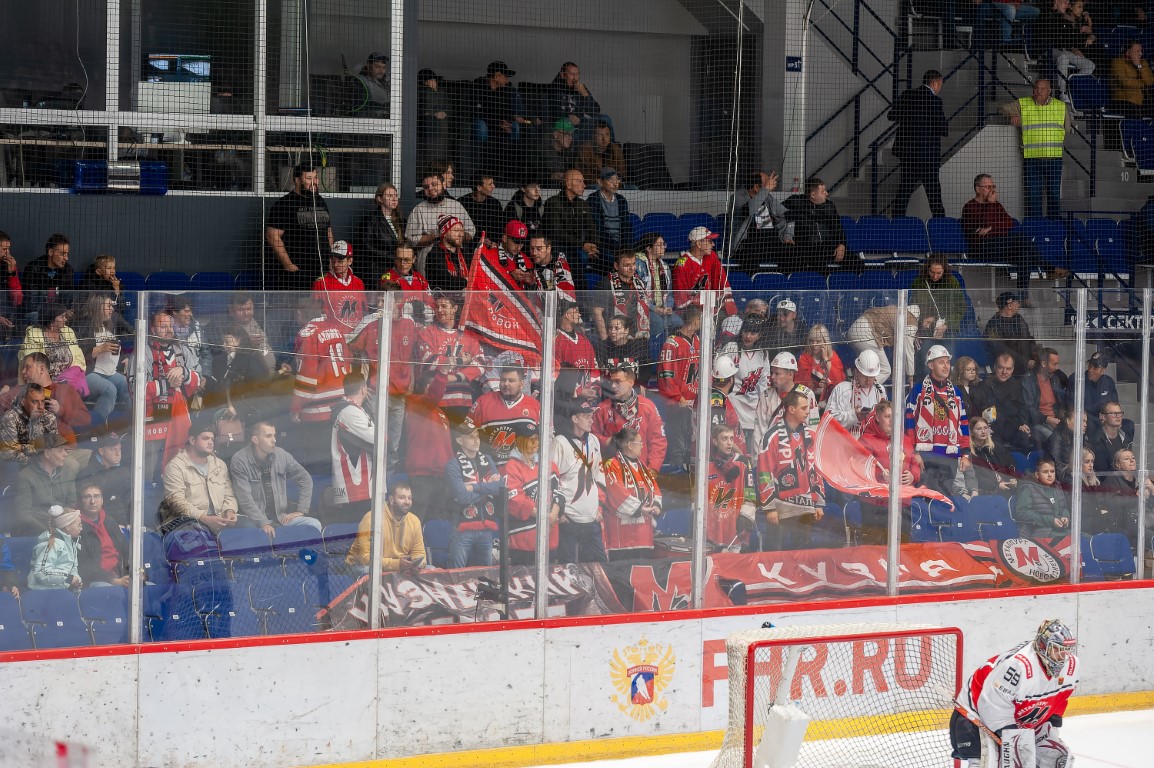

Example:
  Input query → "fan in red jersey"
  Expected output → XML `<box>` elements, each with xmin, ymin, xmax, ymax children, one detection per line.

<box><xmin>591</xmin><ymin>360</ymin><xmax>666</xmax><ymax>472</ymax></box>
<box><xmin>467</xmin><ymin>363</ymin><xmax>540</xmax><ymax>467</ymax></box>
<box><xmin>951</xmin><ymin>619</ymin><xmax>1079</xmax><ymax>768</ymax></box>
<box><xmin>415</xmin><ymin>293</ymin><xmax>484</xmax><ymax>417</ymax></box>
<box><xmin>312</xmin><ymin>240</ymin><xmax>366</xmax><ymax>334</ymax></box>
<box><xmin>379</xmin><ymin>244</ymin><xmax>433</xmax><ymax>322</ymax></box>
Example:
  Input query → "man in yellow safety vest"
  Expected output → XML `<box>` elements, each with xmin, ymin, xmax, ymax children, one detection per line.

<box><xmin>999</xmin><ymin>79</ymin><xmax>1072</xmax><ymax>220</ymax></box>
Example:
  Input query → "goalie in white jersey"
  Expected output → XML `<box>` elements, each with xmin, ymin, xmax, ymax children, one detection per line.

<box><xmin>951</xmin><ymin>619</ymin><xmax>1079</xmax><ymax>768</ymax></box>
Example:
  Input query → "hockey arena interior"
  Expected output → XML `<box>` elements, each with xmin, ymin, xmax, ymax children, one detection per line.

<box><xmin>3</xmin><ymin>0</ymin><xmax>1154</xmax><ymax>766</ymax></box>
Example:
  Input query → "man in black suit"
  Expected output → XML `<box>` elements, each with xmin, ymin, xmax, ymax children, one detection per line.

<box><xmin>888</xmin><ymin>70</ymin><xmax>948</xmax><ymax>218</ymax></box>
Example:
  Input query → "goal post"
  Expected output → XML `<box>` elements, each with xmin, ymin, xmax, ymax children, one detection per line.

<box><xmin>709</xmin><ymin>623</ymin><xmax>964</xmax><ymax>768</ymax></box>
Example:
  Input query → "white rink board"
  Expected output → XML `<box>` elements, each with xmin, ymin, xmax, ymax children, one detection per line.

<box><xmin>2</xmin><ymin>588</ymin><xmax>1154</xmax><ymax>768</ymax></box>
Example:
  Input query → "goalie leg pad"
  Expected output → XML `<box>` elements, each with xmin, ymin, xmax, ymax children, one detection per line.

<box><xmin>999</xmin><ymin>728</ymin><xmax>1037</xmax><ymax>768</ymax></box>
<box><xmin>1035</xmin><ymin>722</ymin><xmax>1072</xmax><ymax>768</ymax></box>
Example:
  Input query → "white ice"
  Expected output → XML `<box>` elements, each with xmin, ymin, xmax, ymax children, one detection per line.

<box><xmin>531</xmin><ymin>708</ymin><xmax>1154</xmax><ymax>768</ymax></box>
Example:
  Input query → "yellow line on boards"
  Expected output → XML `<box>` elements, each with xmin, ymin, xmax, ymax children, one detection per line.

<box><xmin>305</xmin><ymin>691</ymin><xmax>1154</xmax><ymax>768</ymax></box>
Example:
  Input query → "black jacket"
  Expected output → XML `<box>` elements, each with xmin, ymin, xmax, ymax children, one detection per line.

<box><xmin>21</xmin><ymin>255</ymin><xmax>75</xmax><ymax>317</ymax></box>
<box><xmin>782</xmin><ymin>195</ymin><xmax>846</xmax><ymax>249</ymax></box>
<box><xmin>888</xmin><ymin>85</ymin><xmax>948</xmax><ymax>162</ymax></box>
<box><xmin>77</xmin><ymin>512</ymin><xmax>131</xmax><ymax>584</ymax></box>
<box><xmin>355</xmin><ymin>205</ymin><xmax>405</xmax><ymax>270</ymax></box>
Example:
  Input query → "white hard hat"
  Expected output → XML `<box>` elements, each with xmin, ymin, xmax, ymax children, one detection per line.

<box><xmin>855</xmin><ymin>349</ymin><xmax>882</xmax><ymax>378</ymax></box>
<box><xmin>926</xmin><ymin>344</ymin><xmax>952</xmax><ymax>363</ymax></box>
<box><xmin>713</xmin><ymin>355</ymin><xmax>737</xmax><ymax>379</ymax></box>
<box><xmin>770</xmin><ymin>351</ymin><xmax>798</xmax><ymax>371</ymax></box>
<box><xmin>908</xmin><ymin>303</ymin><xmax>920</xmax><ymax>319</ymax></box>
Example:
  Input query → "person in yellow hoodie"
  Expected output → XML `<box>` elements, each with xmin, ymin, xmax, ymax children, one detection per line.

<box><xmin>346</xmin><ymin>481</ymin><xmax>427</xmax><ymax>573</ymax></box>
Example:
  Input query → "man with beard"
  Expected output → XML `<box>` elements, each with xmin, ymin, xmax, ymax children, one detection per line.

<box><xmin>467</xmin><ymin>364</ymin><xmax>541</xmax><ymax>467</ymax></box>
<box><xmin>161</xmin><ymin>419</ymin><xmax>239</xmax><ymax>534</ymax></box>
<box><xmin>265</xmin><ymin>164</ymin><xmax>334</xmax><ymax>290</ymax></box>
<box><xmin>591</xmin><ymin>250</ymin><xmax>648</xmax><ymax>346</ymax></box>
<box><xmin>905</xmin><ymin>344</ymin><xmax>970</xmax><ymax>496</ymax></box>
<box><xmin>756</xmin><ymin>391</ymin><xmax>825</xmax><ymax>551</ymax></box>
<box><xmin>425</xmin><ymin>215</ymin><xmax>470</xmax><ymax>294</ymax></box>
<box><xmin>591</xmin><ymin>360</ymin><xmax>666</xmax><ymax>472</ymax></box>
<box><xmin>521</xmin><ymin>235</ymin><xmax>576</xmax><ymax>301</ymax></box>
<box><xmin>406</xmin><ymin>171</ymin><xmax>475</xmax><ymax>274</ymax></box>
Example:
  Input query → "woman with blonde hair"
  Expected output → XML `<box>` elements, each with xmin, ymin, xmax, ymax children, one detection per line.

<box><xmin>952</xmin><ymin>355</ymin><xmax>980</xmax><ymax>421</ymax></box>
<box><xmin>796</xmin><ymin>323</ymin><xmax>845</xmax><ymax>403</ymax></box>
<box><xmin>357</xmin><ymin>181</ymin><xmax>407</xmax><ymax>283</ymax></box>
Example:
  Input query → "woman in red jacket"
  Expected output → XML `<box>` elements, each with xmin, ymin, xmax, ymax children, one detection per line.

<box><xmin>503</xmin><ymin>422</ymin><xmax>564</xmax><ymax>566</ymax></box>
<box><xmin>602</xmin><ymin>427</ymin><xmax>662</xmax><ymax>560</ymax></box>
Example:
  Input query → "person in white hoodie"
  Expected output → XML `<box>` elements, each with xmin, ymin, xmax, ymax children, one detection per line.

<box><xmin>28</xmin><ymin>505</ymin><xmax>83</xmax><ymax>590</ymax></box>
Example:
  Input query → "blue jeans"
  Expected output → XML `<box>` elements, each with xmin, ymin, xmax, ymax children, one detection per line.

<box><xmin>449</xmin><ymin>528</ymin><xmax>494</xmax><ymax>569</ymax></box>
<box><xmin>982</xmin><ymin>2</ymin><xmax>1040</xmax><ymax>42</ymax></box>
<box><xmin>1022</xmin><ymin>158</ymin><xmax>1063</xmax><ymax>219</ymax></box>
<box><xmin>86</xmin><ymin>371</ymin><xmax>127</xmax><ymax>423</ymax></box>
<box><xmin>474</xmin><ymin>118</ymin><xmax>521</xmax><ymax>144</ymax></box>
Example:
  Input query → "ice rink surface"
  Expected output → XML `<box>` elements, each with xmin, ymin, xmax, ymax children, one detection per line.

<box><xmin>530</xmin><ymin>708</ymin><xmax>1154</xmax><ymax>768</ymax></box>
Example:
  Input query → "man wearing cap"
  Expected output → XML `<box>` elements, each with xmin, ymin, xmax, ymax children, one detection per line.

<box><xmin>1075</xmin><ymin>352</ymin><xmax>1119</xmax><ymax>423</ymax></box>
<box><xmin>783</xmin><ymin>177</ymin><xmax>856</xmax><ymax>273</ymax></box>
<box><xmin>672</xmin><ymin>226</ymin><xmax>738</xmax><ymax>317</ymax></box>
<box><xmin>474</xmin><ymin>61</ymin><xmax>528</xmax><ymax>178</ymax></box>
<box><xmin>826</xmin><ymin>349</ymin><xmax>887</xmax><ymax>437</ymax></box>
<box><xmin>587</xmin><ymin>167</ymin><xmax>632</xmax><ymax>273</ymax></box>
<box><xmin>578</xmin><ymin>120</ymin><xmax>626</xmax><ymax>186</ymax></box>
<box><xmin>905</xmin><ymin>344</ymin><xmax>970</xmax><ymax>496</ymax></box>
<box><xmin>230</xmin><ymin>420</ymin><xmax>322</xmax><ymax>537</ymax></box>
<box><xmin>764</xmin><ymin>298</ymin><xmax>807</xmax><ymax>356</ymax></box>
<box><xmin>984</xmin><ymin>291</ymin><xmax>1036</xmax><ymax>375</ymax></box>
<box><xmin>846</xmin><ymin>303</ymin><xmax>920</xmax><ymax>386</ymax></box>
<box><xmin>753</xmin><ymin>351</ymin><xmax>819</xmax><ymax>450</ymax></box>
<box><xmin>542</xmin><ymin>169</ymin><xmax>598</xmax><ymax>275</ymax></box>
<box><xmin>553</xmin><ymin>398</ymin><xmax>608</xmax><ymax>564</ymax></box>
<box><xmin>459</xmin><ymin>173</ymin><xmax>504</xmax><ymax>246</ymax></box>
<box><xmin>312</xmin><ymin>240</ymin><xmax>366</xmax><ymax>334</ymax></box>
<box><xmin>161</xmin><ymin>418</ymin><xmax>239</xmax><ymax>535</ymax></box>
<box><xmin>592</xmin><ymin>360</ymin><xmax>667</xmax><ymax>472</ymax></box>
<box><xmin>756</xmin><ymin>390</ymin><xmax>825</xmax><ymax>551</ymax></box>
<box><xmin>592</xmin><ymin>250</ymin><xmax>647</xmax><ymax>344</ymax></box>
<box><xmin>973</xmin><ymin>353</ymin><xmax>1036</xmax><ymax>453</ymax></box>
<box><xmin>445</xmin><ymin>419</ymin><xmax>503</xmax><ymax>569</ymax></box>
<box><xmin>537</xmin><ymin>121</ymin><xmax>579</xmax><ymax>185</ymax></box>
<box><xmin>265</xmin><ymin>163</ymin><xmax>334</xmax><ymax>291</ymax></box>
<box><xmin>426</xmin><ymin>215</ymin><xmax>470</xmax><ymax>294</ymax></box>
<box><xmin>406</xmin><ymin>171</ymin><xmax>475</xmax><ymax>274</ymax></box>
<box><xmin>0</xmin><ymin>383</ymin><xmax>59</xmax><ymax>465</ymax></box>
<box><xmin>9</xmin><ymin>433</ymin><xmax>76</xmax><ymax>536</ymax></box>
<box><xmin>354</xmin><ymin>52</ymin><xmax>390</xmax><ymax>117</ymax></box>
<box><xmin>77</xmin><ymin>431</ymin><xmax>132</xmax><ymax>526</ymax></box>
<box><xmin>657</xmin><ymin>305</ymin><xmax>703</xmax><ymax>469</ymax></box>
<box><xmin>468</xmin><ymin>365</ymin><xmax>541</xmax><ymax>467</ymax></box>
<box><xmin>710</xmin><ymin>355</ymin><xmax>748</xmax><ymax>454</ymax></box>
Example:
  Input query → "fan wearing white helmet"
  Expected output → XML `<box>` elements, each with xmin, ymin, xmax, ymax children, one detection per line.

<box><xmin>709</xmin><ymin>354</ymin><xmax>748</xmax><ymax>455</ymax></box>
<box><xmin>905</xmin><ymin>343</ymin><xmax>971</xmax><ymax>496</ymax></box>
<box><xmin>951</xmin><ymin>619</ymin><xmax>1079</xmax><ymax>768</ymax></box>
<box><xmin>751</xmin><ymin>350</ymin><xmax>818</xmax><ymax>451</ymax></box>
<box><xmin>825</xmin><ymin>349</ymin><xmax>888</xmax><ymax>437</ymax></box>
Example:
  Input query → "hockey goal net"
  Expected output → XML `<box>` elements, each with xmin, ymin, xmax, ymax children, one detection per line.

<box><xmin>708</xmin><ymin>623</ymin><xmax>962</xmax><ymax>768</ymax></box>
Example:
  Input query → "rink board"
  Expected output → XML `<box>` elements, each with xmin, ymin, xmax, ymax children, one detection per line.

<box><xmin>1</xmin><ymin>584</ymin><xmax>1153</xmax><ymax>768</ymax></box>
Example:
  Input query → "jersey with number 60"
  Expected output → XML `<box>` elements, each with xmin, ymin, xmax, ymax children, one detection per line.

<box><xmin>957</xmin><ymin>640</ymin><xmax>1079</xmax><ymax>735</ymax></box>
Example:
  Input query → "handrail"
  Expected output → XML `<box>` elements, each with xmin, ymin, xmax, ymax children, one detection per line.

<box><xmin>812</xmin><ymin>0</ymin><xmax>896</xmax><ymax>72</ymax></box>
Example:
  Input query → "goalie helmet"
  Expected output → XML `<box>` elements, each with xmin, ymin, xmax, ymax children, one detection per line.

<box><xmin>1033</xmin><ymin>619</ymin><xmax>1076</xmax><ymax>677</ymax></box>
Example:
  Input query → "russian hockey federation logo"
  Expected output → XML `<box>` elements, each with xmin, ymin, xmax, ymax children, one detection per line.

<box><xmin>610</xmin><ymin>637</ymin><xmax>676</xmax><ymax>721</ymax></box>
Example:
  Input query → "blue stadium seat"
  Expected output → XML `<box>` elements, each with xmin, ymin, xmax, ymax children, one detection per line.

<box><xmin>422</xmin><ymin>519</ymin><xmax>454</xmax><ymax>568</ymax></box>
<box><xmin>751</xmin><ymin>272</ymin><xmax>789</xmax><ymax>306</ymax></box>
<box><xmin>191</xmin><ymin>582</ymin><xmax>242</xmax><ymax>639</ymax></box>
<box><xmin>842</xmin><ymin>500</ymin><xmax>863</xmax><ymax>544</ymax></box>
<box><xmin>142</xmin><ymin>531</ymin><xmax>172</xmax><ymax>586</ymax></box>
<box><xmin>218</xmin><ymin>528</ymin><xmax>274</xmax><ymax>573</ymax></box>
<box><xmin>809</xmin><ymin>501</ymin><xmax>846</xmax><ymax>548</ymax></box>
<box><xmin>1067</xmin><ymin>74</ymin><xmax>1109</xmax><ymax>117</ymax></box>
<box><xmin>938</xmin><ymin>514</ymin><xmax>981</xmax><ymax>543</ymax></box>
<box><xmin>728</xmin><ymin>271</ymin><xmax>754</xmax><ymax>310</ymax></box>
<box><xmin>927</xmin><ymin>217</ymin><xmax>967</xmax><ymax>256</ymax></box>
<box><xmin>656</xmin><ymin>507</ymin><xmax>692</xmax><ymax>537</ymax></box>
<box><xmin>0</xmin><ymin>591</ymin><xmax>32</xmax><ymax>651</ymax></box>
<box><xmin>6</xmin><ymin>536</ymin><xmax>38</xmax><ymax>584</ymax></box>
<box><xmin>79</xmin><ymin>586</ymin><xmax>130</xmax><ymax>645</ymax></box>
<box><xmin>21</xmin><ymin>589</ymin><xmax>91</xmax><ymax>648</ymax></box>
<box><xmin>269</xmin><ymin>525</ymin><xmax>324</xmax><ymax>560</ymax></box>
<box><xmin>143</xmin><ymin>583</ymin><xmax>209</xmax><ymax>641</ymax></box>
<box><xmin>890</xmin><ymin>216</ymin><xmax>931</xmax><ymax>255</ymax></box>
<box><xmin>1079</xmin><ymin>535</ymin><xmax>1104</xmax><ymax>582</ymax></box>
<box><xmin>1066</xmin><ymin>219</ymin><xmax>1097</xmax><ymax>274</ymax></box>
<box><xmin>852</xmin><ymin>216</ymin><xmax>895</xmax><ymax>260</ymax></box>
<box><xmin>144</xmin><ymin>271</ymin><xmax>193</xmax><ymax>293</ymax></box>
<box><xmin>636</xmin><ymin>213</ymin><xmax>680</xmax><ymax>248</ymax></box>
<box><xmin>1120</xmin><ymin>119</ymin><xmax>1147</xmax><ymax>165</ymax></box>
<box><xmin>967</xmin><ymin>496</ymin><xmax>1019</xmax><ymax>541</ymax></box>
<box><xmin>1017</xmin><ymin>218</ymin><xmax>1070</xmax><ymax>271</ymax></box>
<box><xmin>627</xmin><ymin>213</ymin><xmax>642</xmax><ymax>238</ymax></box>
<box><xmin>840</xmin><ymin>215</ymin><xmax>862</xmax><ymax>256</ymax></box>
<box><xmin>189</xmin><ymin>271</ymin><xmax>233</xmax><ymax>292</ymax></box>
<box><xmin>250</xmin><ymin>576</ymin><xmax>316</xmax><ymax>636</ymax></box>
<box><xmin>1086</xmin><ymin>219</ymin><xmax>1128</xmax><ymax>275</ymax></box>
<box><xmin>679</xmin><ymin>213</ymin><xmax>718</xmax><ymax>249</ymax></box>
<box><xmin>234</xmin><ymin>271</ymin><xmax>261</xmax><ymax>291</ymax></box>
<box><xmin>787</xmin><ymin>271</ymin><xmax>826</xmax><ymax>293</ymax></box>
<box><xmin>1088</xmin><ymin>532</ymin><xmax>1136</xmax><ymax>579</ymax></box>
<box><xmin>117</xmin><ymin>271</ymin><xmax>146</xmax><ymax>325</ymax></box>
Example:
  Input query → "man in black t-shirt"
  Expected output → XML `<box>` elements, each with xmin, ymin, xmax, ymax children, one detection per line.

<box><xmin>264</xmin><ymin>163</ymin><xmax>334</xmax><ymax>291</ymax></box>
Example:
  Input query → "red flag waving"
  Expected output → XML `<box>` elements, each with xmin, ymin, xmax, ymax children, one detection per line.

<box><xmin>460</xmin><ymin>238</ymin><xmax>543</xmax><ymax>364</ymax></box>
<box><xmin>813</xmin><ymin>412</ymin><xmax>953</xmax><ymax>508</ymax></box>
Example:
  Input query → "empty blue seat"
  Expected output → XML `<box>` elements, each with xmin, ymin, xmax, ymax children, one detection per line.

<box><xmin>79</xmin><ymin>586</ymin><xmax>130</xmax><ymax>645</ymax></box>
<box><xmin>234</xmin><ymin>271</ymin><xmax>261</xmax><ymax>290</ymax></box>
<box><xmin>6</xmin><ymin>536</ymin><xmax>38</xmax><ymax>584</ymax></box>
<box><xmin>142</xmin><ymin>531</ymin><xmax>172</xmax><ymax>586</ymax></box>
<box><xmin>751</xmin><ymin>272</ymin><xmax>788</xmax><ymax>298</ymax></box>
<box><xmin>890</xmin><ymin>216</ymin><xmax>931</xmax><ymax>254</ymax></box>
<box><xmin>1088</xmin><ymin>532</ymin><xmax>1136</xmax><ymax>579</ymax></box>
<box><xmin>1017</xmin><ymin>218</ymin><xmax>1070</xmax><ymax>271</ymax></box>
<box><xmin>787</xmin><ymin>271</ymin><xmax>826</xmax><ymax>293</ymax></box>
<box><xmin>270</xmin><ymin>525</ymin><xmax>324</xmax><ymax>559</ymax></box>
<box><xmin>939</xmin><ymin>516</ymin><xmax>982</xmax><ymax>543</ymax></box>
<box><xmin>422</xmin><ymin>519</ymin><xmax>454</xmax><ymax>568</ymax></box>
<box><xmin>1068</xmin><ymin>74</ymin><xmax>1110</xmax><ymax>116</ymax></box>
<box><xmin>189</xmin><ymin>271</ymin><xmax>234</xmax><ymax>292</ymax></box>
<box><xmin>218</xmin><ymin>527</ymin><xmax>273</xmax><ymax>564</ymax></box>
<box><xmin>810</xmin><ymin>501</ymin><xmax>847</xmax><ymax>548</ymax></box>
<box><xmin>154</xmin><ymin>585</ymin><xmax>208</xmax><ymax>641</ymax></box>
<box><xmin>117</xmin><ymin>271</ymin><xmax>146</xmax><ymax>325</ymax></box>
<box><xmin>144</xmin><ymin>271</ymin><xmax>192</xmax><ymax>293</ymax></box>
<box><xmin>927</xmin><ymin>217</ymin><xmax>967</xmax><ymax>256</ymax></box>
<box><xmin>1086</xmin><ymin>219</ymin><xmax>1128</xmax><ymax>275</ymax></box>
<box><xmin>0</xmin><ymin>591</ymin><xmax>32</xmax><ymax>651</ymax></box>
<box><xmin>322</xmin><ymin>523</ymin><xmax>360</xmax><ymax>558</ymax></box>
<box><xmin>967</xmin><ymin>495</ymin><xmax>1012</xmax><ymax>526</ymax></box>
<box><xmin>250</xmin><ymin>576</ymin><xmax>315</xmax><ymax>636</ymax></box>
<box><xmin>851</xmin><ymin>216</ymin><xmax>894</xmax><ymax>259</ymax></box>
<box><xmin>636</xmin><ymin>212</ymin><xmax>679</xmax><ymax>246</ymax></box>
<box><xmin>21</xmin><ymin>589</ymin><xmax>91</xmax><ymax>649</ymax></box>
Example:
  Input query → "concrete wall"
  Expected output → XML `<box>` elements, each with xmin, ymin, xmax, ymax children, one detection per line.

<box><xmin>3</xmin><ymin>585</ymin><xmax>1152</xmax><ymax>768</ymax></box>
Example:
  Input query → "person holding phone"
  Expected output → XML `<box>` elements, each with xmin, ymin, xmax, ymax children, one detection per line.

<box><xmin>347</xmin><ymin>482</ymin><xmax>427</xmax><ymax>574</ymax></box>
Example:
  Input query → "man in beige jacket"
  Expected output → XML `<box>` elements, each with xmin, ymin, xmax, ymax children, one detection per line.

<box><xmin>845</xmin><ymin>304</ymin><xmax>920</xmax><ymax>386</ymax></box>
<box><xmin>162</xmin><ymin>419</ymin><xmax>239</xmax><ymax>534</ymax></box>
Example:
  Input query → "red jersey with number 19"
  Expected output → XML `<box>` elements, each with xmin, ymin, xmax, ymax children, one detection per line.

<box><xmin>957</xmin><ymin>641</ymin><xmax>1078</xmax><ymax>735</ymax></box>
<box><xmin>292</xmin><ymin>316</ymin><xmax>353</xmax><ymax>422</ymax></box>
